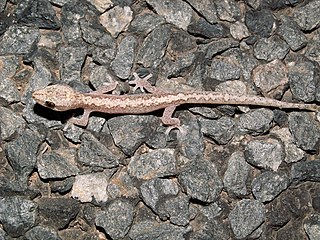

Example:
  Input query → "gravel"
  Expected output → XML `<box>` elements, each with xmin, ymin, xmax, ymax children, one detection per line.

<box><xmin>1</xmin><ymin>0</ymin><xmax>320</xmax><ymax>239</ymax></box>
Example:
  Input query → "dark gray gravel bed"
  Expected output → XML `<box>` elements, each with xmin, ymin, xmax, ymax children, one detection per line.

<box><xmin>0</xmin><ymin>0</ymin><xmax>320</xmax><ymax>239</ymax></box>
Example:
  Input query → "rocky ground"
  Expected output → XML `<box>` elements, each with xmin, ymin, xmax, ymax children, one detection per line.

<box><xmin>0</xmin><ymin>0</ymin><xmax>320</xmax><ymax>239</ymax></box>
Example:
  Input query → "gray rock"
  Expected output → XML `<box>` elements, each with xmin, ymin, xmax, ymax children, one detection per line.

<box><xmin>175</xmin><ymin>112</ymin><xmax>205</xmax><ymax>160</ymax></box>
<box><xmin>77</xmin><ymin>132</ymin><xmax>119</xmax><ymax>168</ymax></box>
<box><xmin>185</xmin><ymin>0</ymin><xmax>218</xmax><ymax>24</ymax></box>
<box><xmin>0</xmin><ymin>107</ymin><xmax>25</xmax><ymax>141</ymax></box>
<box><xmin>129</xmin><ymin>13</ymin><xmax>165</xmax><ymax>34</ymax></box>
<box><xmin>50</xmin><ymin>0</ymin><xmax>72</xmax><ymax>7</ymax></box>
<box><xmin>50</xmin><ymin>177</ymin><xmax>75</xmax><ymax>194</ymax></box>
<box><xmin>88</xmin><ymin>65</ymin><xmax>115</xmax><ymax>90</ymax></box>
<box><xmin>37</xmin><ymin>149</ymin><xmax>80</xmax><ymax>179</ymax></box>
<box><xmin>0</xmin><ymin>25</ymin><xmax>39</xmax><ymax>55</ymax></box>
<box><xmin>223</xmin><ymin>151</ymin><xmax>251</xmax><ymax>196</ymax></box>
<box><xmin>252</xmin><ymin>171</ymin><xmax>290</xmax><ymax>202</ymax></box>
<box><xmin>59</xmin><ymin>45</ymin><xmax>87</xmax><ymax>83</ymax></box>
<box><xmin>278</xmin><ymin>15</ymin><xmax>308</xmax><ymax>51</ymax></box>
<box><xmin>305</xmin><ymin>40</ymin><xmax>320</xmax><ymax>64</ymax></box>
<box><xmin>252</xmin><ymin>59</ymin><xmax>288</xmax><ymax>98</ymax></box>
<box><xmin>204</xmin><ymin>38</ymin><xmax>239</xmax><ymax>59</ymax></box>
<box><xmin>189</xmin><ymin>106</ymin><xmax>222</xmax><ymax>119</ymax></box>
<box><xmin>230</xmin><ymin>49</ymin><xmax>259</xmax><ymax>81</ymax></box>
<box><xmin>229</xmin><ymin>199</ymin><xmax>265</xmax><ymax>239</ymax></box>
<box><xmin>107</xmin><ymin>170</ymin><xmax>139</xmax><ymax>199</ymax></box>
<box><xmin>291</xmin><ymin>160</ymin><xmax>320</xmax><ymax>185</ymax></box>
<box><xmin>162</xmin><ymin>52</ymin><xmax>195</xmax><ymax>78</ymax></box>
<box><xmin>239</xmin><ymin>108</ymin><xmax>274</xmax><ymax>135</ymax></box>
<box><xmin>0</xmin><ymin>55</ymin><xmax>19</xmax><ymax>80</ymax></box>
<box><xmin>293</xmin><ymin>0</ymin><xmax>320</xmax><ymax>31</ymax></box>
<box><xmin>111</xmin><ymin>35</ymin><xmax>137</xmax><ymax>79</ymax></box>
<box><xmin>208</xmin><ymin>57</ymin><xmax>241</xmax><ymax>81</ymax></box>
<box><xmin>0</xmin><ymin>77</ymin><xmax>21</xmax><ymax>106</ymax></box>
<box><xmin>25</xmin><ymin>226</ymin><xmax>61</xmax><ymax>240</ymax></box>
<box><xmin>304</xmin><ymin>213</ymin><xmax>320</xmax><ymax>240</ymax></box>
<box><xmin>276</xmin><ymin>221</ymin><xmax>307</xmax><ymax>239</ymax></box>
<box><xmin>253</xmin><ymin>36</ymin><xmax>290</xmax><ymax>61</ymax></box>
<box><xmin>146</xmin><ymin>0</ymin><xmax>193</xmax><ymax>30</ymax></box>
<box><xmin>199</xmin><ymin>116</ymin><xmax>235</xmax><ymax>144</ymax></box>
<box><xmin>245</xmin><ymin>137</ymin><xmax>285</xmax><ymax>171</ymax></box>
<box><xmin>17</xmin><ymin>0</ymin><xmax>60</xmax><ymax>29</ymax></box>
<box><xmin>95</xmin><ymin>199</ymin><xmax>134</xmax><ymax>239</ymax></box>
<box><xmin>140</xmin><ymin>178</ymin><xmax>179</xmax><ymax>212</ymax></box>
<box><xmin>245</xmin><ymin>9</ymin><xmax>275</xmax><ymax>37</ymax></box>
<box><xmin>215</xmin><ymin>0</ymin><xmax>241</xmax><ymax>22</ymax></box>
<box><xmin>178</xmin><ymin>159</ymin><xmax>222</xmax><ymax>203</ymax></box>
<box><xmin>288</xmin><ymin>60</ymin><xmax>317</xmax><ymax>102</ymax></box>
<box><xmin>0</xmin><ymin>0</ymin><xmax>5</xmax><ymax>11</ymax></box>
<box><xmin>288</xmin><ymin>112</ymin><xmax>320</xmax><ymax>151</ymax></box>
<box><xmin>5</xmin><ymin>129</ymin><xmax>42</xmax><ymax>178</ymax></box>
<box><xmin>60</xmin><ymin>0</ymin><xmax>99</xmax><ymax>43</ymax></box>
<box><xmin>136</xmin><ymin>24</ymin><xmax>171</xmax><ymax>68</ymax></box>
<box><xmin>157</xmin><ymin>195</ymin><xmax>190</xmax><ymax>226</ymax></box>
<box><xmin>188</xmin><ymin>18</ymin><xmax>229</xmax><ymax>39</ymax></box>
<box><xmin>107</xmin><ymin>115</ymin><xmax>160</xmax><ymax>156</ymax></box>
<box><xmin>128</xmin><ymin>219</ymin><xmax>192</xmax><ymax>240</ymax></box>
<box><xmin>128</xmin><ymin>149</ymin><xmax>177</xmax><ymax>180</ymax></box>
<box><xmin>0</xmin><ymin>196</ymin><xmax>37</xmax><ymax>237</ymax></box>
<box><xmin>80</xmin><ymin>14</ymin><xmax>116</xmax><ymax>49</ymax></box>
<box><xmin>188</xmin><ymin>218</ymin><xmax>231</xmax><ymax>240</ymax></box>
<box><xmin>271</xmin><ymin>127</ymin><xmax>305</xmax><ymax>163</ymax></box>
<box><xmin>37</xmin><ymin>198</ymin><xmax>80</xmax><ymax>230</ymax></box>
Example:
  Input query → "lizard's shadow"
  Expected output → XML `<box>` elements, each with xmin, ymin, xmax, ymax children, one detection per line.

<box><xmin>33</xmin><ymin>103</ymin><xmax>79</xmax><ymax>122</ymax></box>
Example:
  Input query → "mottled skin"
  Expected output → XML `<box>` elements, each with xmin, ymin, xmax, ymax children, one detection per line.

<box><xmin>32</xmin><ymin>73</ymin><xmax>319</xmax><ymax>130</ymax></box>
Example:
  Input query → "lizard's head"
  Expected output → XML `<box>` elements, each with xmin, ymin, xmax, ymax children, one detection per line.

<box><xmin>32</xmin><ymin>85</ymin><xmax>79</xmax><ymax>111</ymax></box>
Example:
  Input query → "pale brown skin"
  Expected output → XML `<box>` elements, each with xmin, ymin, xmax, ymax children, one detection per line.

<box><xmin>32</xmin><ymin>73</ymin><xmax>319</xmax><ymax>131</ymax></box>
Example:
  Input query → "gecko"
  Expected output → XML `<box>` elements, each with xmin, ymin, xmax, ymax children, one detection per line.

<box><xmin>32</xmin><ymin>73</ymin><xmax>320</xmax><ymax>133</ymax></box>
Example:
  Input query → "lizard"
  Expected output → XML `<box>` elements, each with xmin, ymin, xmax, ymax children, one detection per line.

<box><xmin>32</xmin><ymin>73</ymin><xmax>320</xmax><ymax>133</ymax></box>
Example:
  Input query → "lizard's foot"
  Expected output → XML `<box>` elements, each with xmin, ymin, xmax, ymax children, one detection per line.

<box><xmin>129</xmin><ymin>73</ymin><xmax>154</xmax><ymax>93</ymax></box>
<box><xmin>164</xmin><ymin>124</ymin><xmax>185</xmax><ymax>135</ymax></box>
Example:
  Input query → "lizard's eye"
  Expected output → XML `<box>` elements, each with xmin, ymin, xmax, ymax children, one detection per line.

<box><xmin>45</xmin><ymin>101</ymin><xmax>55</xmax><ymax>108</ymax></box>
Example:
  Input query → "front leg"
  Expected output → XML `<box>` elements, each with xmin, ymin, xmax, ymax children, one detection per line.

<box><xmin>160</xmin><ymin>105</ymin><xmax>183</xmax><ymax>135</ymax></box>
<box><xmin>65</xmin><ymin>109</ymin><xmax>92</xmax><ymax>129</ymax></box>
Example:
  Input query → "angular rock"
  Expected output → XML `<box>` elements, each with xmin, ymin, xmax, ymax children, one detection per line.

<box><xmin>229</xmin><ymin>199</ymin><xmax>265</xmax><ymax>239</ymax></box>
<box><xmin>77</xmin><ymin>132</ymin><xmax>119</xmax><ymax>168</ymax></box>
<box><xmin>288</xmin><ymin>112</ymin><xmax>320</xmax><ymax>151</ymax></box>
<box><xmin>244</xmin><ymin>137</ymin><xmax>285</xmax><ymax>171</ymax></box>
<box><xmin>140</xmin><ymin>178</ymin><xmax>179</xmax><ymax>212</ymax></box>
<box><xmin>252</xmin><ymin>171</ymin><xmax>289</xmax><ymax>202</ymax></box>
<box><xmin>37</xmin><ymin>149</ymin><xmax>80</xmax><ymax>179</ymax></box>
<box><xmin>278</xmin><ymin>15</ymin><xmax>307</xmax><ymax>51</ymax></box>
<box><xmin>293</xmin><ymin>0</ymin><xmax>320</xmax><ymax>31</ymax></box>
<box><xmin>111</xmin><ymin>35</ymin><xmax>137</xmax><ymax>79</ymax></box>
<box><xmin>291</xmin><ymin>160</ymin><xmax>320</xmax><ymax>185</ymax></box>
<box><xmin>95</xmin><ymin>199</ymin><xmax>134</xmax><ymax>239</ymax></box>
<box><xmin>239</xmin><ymin>108</ymin><xmax>274</xmax><ymax>135</ymax></box>
<box><xmin>136</xmin><ymin>24</ymin><xmax>171</xmax><ymax>68</ymax></box>
<box><xmin>37</xmin><ymin>198</ymin><xmax>80</xmax><ymax>230</ymax></box>
<box><xmin>128</xmin><ymin>149</ymin><xmax>177</xmax><ymax>180</ymax></box>
<box><xmin>0</xmin><ymin>25</ymin><xmax>39</xmax><ymax>55</ymax></box>
<box><xmin>223</xmin><ymin>151</ymin><xmax>251</xmax><ymax>196</ymax></box>
<box><xmin>178</xmin><ymin>159</ymin><xmax>222</xmax><ymax>203</ymax></box>
<box><xmin>146</xmin><ymin>0</ymin><xmax>193</xmax><ymax>30</ymax></box>
<box><xmin>0</xmin><ymin>196</ymin><xmax>37</xmax><ymax>237</ymax></box>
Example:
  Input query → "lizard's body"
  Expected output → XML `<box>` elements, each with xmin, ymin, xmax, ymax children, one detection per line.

<box><xmin>32</xmin><ymin>74</ymin><xmax>319</xmax><ymax>130</ymax></box>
